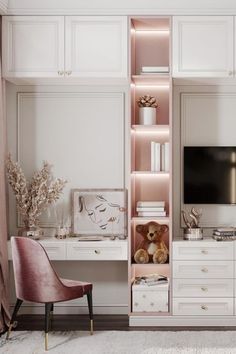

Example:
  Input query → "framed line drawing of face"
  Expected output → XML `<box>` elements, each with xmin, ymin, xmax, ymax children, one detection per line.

<box><xmin>72</xmin><ymin>189</ymin><xmax>127</xmax><ymax>237</ymax></box>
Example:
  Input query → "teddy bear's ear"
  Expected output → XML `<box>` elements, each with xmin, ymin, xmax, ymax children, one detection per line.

<box><xmin>161</xmin><ymin>224</ymin><xmax>169</xmax><ymax>234</ymax></box>
<box><xmin>136</xmin><ymin>224</ymin><xmax>144</xmax><ymax>234</ymax></box>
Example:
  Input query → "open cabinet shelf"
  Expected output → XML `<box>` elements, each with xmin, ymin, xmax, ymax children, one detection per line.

<box><xmin>129</xmin><ymin>16</ymin><xmax>172</xmax><ymax>322</ymax></box>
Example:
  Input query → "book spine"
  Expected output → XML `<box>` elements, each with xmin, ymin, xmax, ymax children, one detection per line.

<box><xmin>136</xmin><ymin>207</ymin><xmax>165</xmax><ymax>212</ymax></box>
<box><xmin>138</xmin><ymin>211</ymin><xmax>166</xmax><ymax>217</ymax></box>
<box><xmin>154</xmin><ymin>142</ymin><xmax>161</xmax><ymax>172</ymax></box>
<box><xmin>164</xmin><ymin>142</ymin><xmax>169</xmax><ymax>172</ymax></box>
<box><xmin>161</xmin><ymin>144</ymin><xmax>165</xmax><ymax>171</ymax></box>
<box><xmin>151</xmin><ymin>141</ymin><xmax>156</xmax><ymax>171</ymax></box>
<box><xmin>137</xmin><ymin>201</ymin><xmax>165</xmax><ymax>207</ymax></box>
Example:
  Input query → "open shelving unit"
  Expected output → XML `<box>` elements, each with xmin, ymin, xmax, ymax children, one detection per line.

<box><xmin>129</xmin><ymin>16</ymin><xmax>172</xmax><ymax>323</ymax></box>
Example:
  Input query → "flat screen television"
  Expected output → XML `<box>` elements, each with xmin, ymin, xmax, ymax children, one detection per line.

<box><xmin>184</xmin><ymin>146</ymin><xmax>236</xmax><ymax>204</ymax></box>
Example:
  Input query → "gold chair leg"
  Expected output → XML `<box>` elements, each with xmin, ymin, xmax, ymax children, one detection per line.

<box><xmin>45</xmin><ymin>333</ymin><xmax>48</xmax><ymax>351</ymax></box>
<box><xmin>6</xmin><ymin>324</ymin><xmax>13</xmax><ymax>340</ymax></box>
<box><xmin>90</xmin><ymin>319</ymin><xmax>93</xmax><ymax>335</ymax></box>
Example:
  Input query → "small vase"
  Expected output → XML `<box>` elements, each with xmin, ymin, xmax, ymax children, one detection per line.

<box><xmin>18</xmin><ymin>224</ymin><xmax>43</xmax><ymax>240</ymax></box>
<box><xmin>139</xmin><ymin>107</ymin><xmax>156</xmax><ymax>125</ymax></box>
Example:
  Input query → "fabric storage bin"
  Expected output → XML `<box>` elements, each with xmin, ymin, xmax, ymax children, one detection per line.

<box><xmin>132</xmin><ymin>282</ymin><xmax>169</xmax><ymax>312</ymax></box>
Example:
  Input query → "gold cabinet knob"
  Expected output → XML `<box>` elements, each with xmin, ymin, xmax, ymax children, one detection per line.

<box><xmin>201</xmin><ymin>249</ymin><xmax>208</xmax><ymax>254</ymax></box>
<box><xmin>201</xmin><ymin>267</ymin><xmax>208</xmax><ymax>273</ymax></box>
<box><xmin>201</xmin><ymin>287</ymin><xmax>208</xmax><ymax>292</ymax></box>
<box><xmin>94</xmin><ymin>249</ymin><xmax>100</xmax><ymax>254</ymax></box>
<box><xmin>65</xmin><ymin>71</ymin><xmax>72</xmax><ymax>76</ymax></box>
<box><xmin>201</xmin><ymin>305</ymin><xmax>208</xmax><ymax>310</ymax></box>
<box><xmin>142</xmin><ymin>294</ymin><xmax>146</xmax><ymax>299</ymax></box>
<box><xmin>57</xmin><ymin>70</ymin><xmax>64</xmax><ymax>76</ymax></box>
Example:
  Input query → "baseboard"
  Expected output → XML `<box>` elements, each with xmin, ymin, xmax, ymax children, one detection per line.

<box><xmin>12</xmin><ymin>303</ymin><xmax>128</xmax><ymax>315</ymax></box>
<box><xmin>129</xmin><ymin>315</ymin><xmax>236</xmax><ymax>327</ymax></box>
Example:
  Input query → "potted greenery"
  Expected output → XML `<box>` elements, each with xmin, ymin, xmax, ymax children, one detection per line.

<box><xmin>137</xmin><ymin>95</ymin><xmax>158</xmax><ymax>125</ymax></box>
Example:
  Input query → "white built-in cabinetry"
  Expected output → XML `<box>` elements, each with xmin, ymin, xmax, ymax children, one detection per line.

<box><xmin>173</xmin><ymin>240</ymin><xmax>234</xmax><ymax>316</ymax></box>
<box><xmin>172</xmin><ymin>16</ymin><xmax>234</xmax><ymax>77</ymax></box>
<box><xmin>2</xmin><ymin>16</ymin><xmax>127</xmax><ymax>79</ymax></box>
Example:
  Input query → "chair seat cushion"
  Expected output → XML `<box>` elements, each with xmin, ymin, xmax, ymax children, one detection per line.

<box><xmin>61</xmin><ymin>278</ymin><xmax>92</xmax><ymax>295</ymax></box>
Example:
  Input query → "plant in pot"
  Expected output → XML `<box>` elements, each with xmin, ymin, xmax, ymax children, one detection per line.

<box><xmin>6</xmin><ymin>155</ymin><xmax>67</xmax><ymax>240</ymax></box>
<box><xmin>182</xmin><ymin>207</ymin><xmax>203</xmax><ymax>240</ymax></box>
<box><xmin>137</xmin><ymin>94</ymin><xmax>158</xmax><ymax>125</ymax></box>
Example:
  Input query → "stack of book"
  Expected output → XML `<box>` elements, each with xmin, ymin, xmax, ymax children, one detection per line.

<box><xmin>134</xmin><ymin>274</ymin><xmax>168</xmax><ymax>286</ymax></box>
<box><xmin>212</xmin><ymin>227</ymin><xmax>236</xmax><ymax>241</ymax></box>
<box><xmin>141</xmin><ymin>66</ymin><xmax>169</xmax><ymax>74</ymax></box>
<box><xmin>136</xmin><ymin>201</ymin><xmax>166</xmax><ymax>217</ymax></box>
<box><xmin>151</xmin><ymin>142</ymin><xmax>169</xmax><ymax>172</ymax></box>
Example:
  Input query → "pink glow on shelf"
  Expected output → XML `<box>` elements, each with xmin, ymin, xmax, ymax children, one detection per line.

<box><xmin>131</xmin><ymin>172</ymin><xmax>169</xmax><ymax>177</ymax></box>
<box><xmin>135</xmin><ymin>30</ymin><xmax>170</xmax><ymax>35</ymax></box>
<box><xmin>134</xmin><ymin>85</ymin><xmax>169</xmax><ymax>89</ymax></box>
<box><xmin>131</xmin><ymin>129</ymin><xmax>169</xmax><ymax>135</ymax></box>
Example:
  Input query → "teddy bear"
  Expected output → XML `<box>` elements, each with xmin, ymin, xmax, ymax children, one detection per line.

<box><xmin>134</xmin><ymin>221</ymin><xmax>169</xmax><ymax>264</ymax></box>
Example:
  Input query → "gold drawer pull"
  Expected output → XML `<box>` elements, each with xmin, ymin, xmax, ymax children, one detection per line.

<box><xmin>201</xmin><ymin>305</ymin><xmax>208</xmax><ymax>311</ymax></box>
<box><xmin>94</xmin><ymin>249</ymin><xmax>100</xmax><ymax>254</ymax></box>
<box><xmin>201</xmin><ymin>250</ymin><xmax>208</xmax><ymax>254</ymax></box>
<box><xmin>201</xmin><ymin>287</ymin><xmax>208</xmax><ymax>292</ymax></box>
<box><xmin>201</xmin><ymin>267</ymin><xmax>208</xmax><ymax>273</ymax></box>
<box><xmin>142</xmin><ymin>294</ymin><xmax>146</xmax><ymax>299</ymax></box>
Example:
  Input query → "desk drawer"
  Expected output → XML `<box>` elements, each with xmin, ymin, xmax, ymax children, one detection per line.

<box><xmin>173</xmin><ymin>279</ymin><xmax>234</xmax><ymax>297</ymax></box>
<box><xmin>173</xmin><ymin>260</ymin><xmax>233</xmax><ymax>279</ymax></box>
<box><xmin>173</xmin><ymin>241</ymin><xmax>233</xmax><ymax>260</ymax></box>
<box><xmin>173</xmin><ymin>298</ymin><xmax>234</xmax><ymax>316</ymax></box>
<box><xmin>39</xmin><ymin>241</ymin><xmax>66</xmax><ymax>260</ymax></box>
<box><xmin>67</xmin><ymin>241</ymin><xmax>128</xmax><ymax>260</ymax></box>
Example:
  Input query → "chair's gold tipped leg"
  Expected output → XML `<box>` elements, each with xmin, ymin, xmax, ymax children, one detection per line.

<box><xmin>90</xmin><ymin>319</ymin><xmax>93</xmax><ymax>335</ymax></box>
<box><xmin>6</xmin><ymin>324</ymin><xmax>13</xmax><ymax>340</ymax></box>
<box><xmin>45</xmin><ymin>333</ymin><xmax>48</xmax><ymax>351</ymax></box>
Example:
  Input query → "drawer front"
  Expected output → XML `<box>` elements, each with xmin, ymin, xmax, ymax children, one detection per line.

<box><xmin>173</xmin><ymin>279</ymin><xmax>234</xmax><ymax>298</ymax></box>
<box><xmin>67</xmin><ymin>242</ymin><xmax>127</xmax><ymax>260</ymax></box>
<box><xmin>40</xmin><ymin>241</ymin><xmax>66</xmax><ymax>260</ymax></box>
<box><xmin>173</xmin><ymin>260</ymin><xmax>233</xmax><ymax>279</ymax></box>
<box><xmin>173</xmin><ymin>298</ymin><xmax>234</xmax><ymax>316</ymax></box>
<box><xmin>173</xmin><ymin>241</ymin><xmax>233</xmax><ymax>260</ymax></box>
<box><xmin>132</xmin><ymin>290</ymin><xmax>168</xmax><ymax>312</ymax></box>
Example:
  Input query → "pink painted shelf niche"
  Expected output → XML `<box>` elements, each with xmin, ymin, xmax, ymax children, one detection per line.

<box><xmin>129</xmin><ymin>17</ymin><xmax>172</xmax><ymax>317</ymax></box>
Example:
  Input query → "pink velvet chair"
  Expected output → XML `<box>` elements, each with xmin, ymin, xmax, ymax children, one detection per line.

<box><xmin>7</xmin><ymin>237</ymin><xmax>93</xmax><ymax>350</ymax></box>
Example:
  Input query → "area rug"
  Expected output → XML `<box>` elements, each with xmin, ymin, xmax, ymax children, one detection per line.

<box><xmin>1</xmin><ymin>330</ymin><xmax>236</xmax><ymax>354</ymax></box>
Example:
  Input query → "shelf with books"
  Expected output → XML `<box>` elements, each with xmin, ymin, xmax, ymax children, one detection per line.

<box><xmin>129</xmin><ymin>16</ymin><xmax>172</xmax><ymax>324</ymax></box>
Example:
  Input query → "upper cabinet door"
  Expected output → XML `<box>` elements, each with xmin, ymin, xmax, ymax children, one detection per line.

<box><xmin>65</xmin><ymin>16</ymin><xmax>128</xmax><ymax>77</ymax></box>
<box><xmin>2</xmin><ymin>16</ymin><xmax>64</xmax><ymax>78</ymax></box>
<box><xmin>172</xmin><ymin>16</ymin><xmax>234</xmax><ymax>77</ymax></box>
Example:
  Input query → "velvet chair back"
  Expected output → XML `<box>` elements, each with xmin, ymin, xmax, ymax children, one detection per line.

<box><xmin>11</xmin><ymin>237</ymin><xmax>83</xmax><ymax>303</ymax></box>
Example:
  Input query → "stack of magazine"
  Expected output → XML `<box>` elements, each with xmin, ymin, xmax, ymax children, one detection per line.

<box><xmin>133</xmin><ymin>274</ymin><xmax>168</xmax><ymax>286</ymax></box>
<box><xmin>136</xmin><ymin>201</ymin><xmax>166</xmax><ymax>217</ymax></box>
<box><xmin>212</xmin><ymin>227</ymin><xmax>236</xmax><ymax>241</ymax></box>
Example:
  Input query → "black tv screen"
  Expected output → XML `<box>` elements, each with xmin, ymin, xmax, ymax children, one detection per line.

<box><xmin>184</xmin><ymin>146</ymin><xmax>236</xmax><ymax>204</ymax></box>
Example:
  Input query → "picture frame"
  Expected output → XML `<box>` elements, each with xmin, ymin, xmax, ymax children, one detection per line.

<box><xmin>72</xmin><ymin>189</ymin><xmax>127</xmax><ymax>237</ymax></box>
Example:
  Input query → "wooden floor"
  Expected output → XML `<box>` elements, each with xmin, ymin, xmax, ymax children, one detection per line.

<box><xmin>14</xmin><ymin>315</ymin><xmax>236</xmax><ymax>331</ymax></box>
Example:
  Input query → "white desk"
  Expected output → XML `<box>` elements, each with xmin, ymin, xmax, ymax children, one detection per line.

<box><xmin>8</xmin><ymin>237</ymin><xmax>128</xmax><ymax>261</ymax></box>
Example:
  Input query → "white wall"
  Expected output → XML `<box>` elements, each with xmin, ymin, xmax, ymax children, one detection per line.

<box><xmin>6</xmin><ymin>82</ymin><xmax>129</xmax><ymax>314</ymax></box>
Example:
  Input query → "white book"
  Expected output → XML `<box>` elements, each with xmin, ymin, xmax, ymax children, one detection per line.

<box><xmin>136</xmin><ymin>207</ymin><xmax>165</xmax><ymax>212</ymax></box>
<box><xmin>137</xmin><ymin>201</ymin><xmax>165</xmax><ymax>207</ymax></box>
<box><xmin>161</xmin><ymin>143</ymin><xmax>165</xmax><ymax>171</ymax></box>
<box><xmin>138</xmin><ymin>211</ymin><xmax>167</xmax><ymax>217</ymax></box>
<box><xmin>154</xmin><ymin>142</ymin><xmax>161</xmax><ymax>172</ymax></box>
<box><xmin>141</xmin><ymin>66</ymin><xmax>169</xmax><ymax>73</ymax></box>
<box><xmin>151</xmin><ymin>141</ymin><xmax>156</xmax><ymax>171</ymax></box>
<box><xmin>164</xmin><ymin>142</ymin><xmax>169</xmax><ymax>172</ymax></box>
